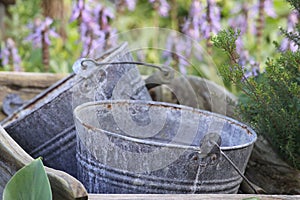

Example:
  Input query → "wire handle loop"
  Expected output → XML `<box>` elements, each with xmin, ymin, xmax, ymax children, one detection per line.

<box><xmin>81</xmin><ymin>59</ymin><xmax>173</xmax><ymax>78</ymax></box>
<box><xmin>213</xmin><ymin>140</ymin><xmax>259</xmax><ymax>194</ymax></box>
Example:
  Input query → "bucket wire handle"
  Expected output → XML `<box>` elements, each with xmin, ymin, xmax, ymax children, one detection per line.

<box><xmin>81</xmin><ymin>59</ymin><xmax>173</xmax><ymax>79</ymax></box>
<box><xmin>213</xmin><ymin>141</ymin><xmax>259</xmax><ymax>194</ymax></box>
<box><xmin>198</xmin><ymin>132</ymin><xmax>258</xmax><ymax>194</ymax></box>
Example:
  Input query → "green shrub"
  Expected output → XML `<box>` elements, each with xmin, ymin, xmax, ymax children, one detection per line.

<box><xmin>212</xmin><ymin>27</ymin><xmax>300</xmax><ymax>169</ymax></box>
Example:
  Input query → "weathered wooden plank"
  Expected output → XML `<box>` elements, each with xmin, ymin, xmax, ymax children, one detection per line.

<box><xmin>0</xmin><ymin>72</ymin><xmax>66</xmax><ymax>88</ymax></box>
<box><xmin>88</xmin><ymin>194</ymin><xmax>300</xmax><ymax>200</ymax></box>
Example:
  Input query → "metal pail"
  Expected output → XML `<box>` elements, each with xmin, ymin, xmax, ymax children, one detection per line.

<box><xmin>74</xmin><ymin>100</ymin><xmax>257</xmax><ymax>193</ymax></box>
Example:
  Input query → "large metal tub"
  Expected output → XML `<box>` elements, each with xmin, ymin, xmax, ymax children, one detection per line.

<box><xmin>74</xmin><ymin>100</ymin><xmax>257</xmax><ymax>193</ymax></box>
<box><xmin>1</xmin><ymin>43</ymin><xmax>151</xmax><ymax>178</ymax></box>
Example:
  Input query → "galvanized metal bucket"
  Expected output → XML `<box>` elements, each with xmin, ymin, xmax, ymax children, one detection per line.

<box><xmin>74</xmin><ymin>100</ymin><xmax>257</xmax><ymax>194</ymax></box>
<box><xmin>1</xmin><ymin>43</ymin><xmax>151</xmax><ymax>178</ymax></box>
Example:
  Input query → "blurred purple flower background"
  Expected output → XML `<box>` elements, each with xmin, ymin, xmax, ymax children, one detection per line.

<box><xmin>1</xmin><ymin>0</ymin><xmax>295</xmax><ymax>75</ymax></box>
<box><xmin>149</xmin><ymin>0</ymin><xmax>170</xmax><ymax>17</ymax></box>
<box><xmin>183</xmin><ymin>0</ymin><xmax>221</xmax><ymax>40</ymax></box>
<box><xmin>0</xmin><ymin>38</ymin><xmax>22</xmax><ymax>71</ymax></box>
<box><xmin>280</xmin><ymin>10</ymin><xmax>299</xmax><ymax>52</ymax></box>
<box><xmin>123</xmin><ymin>0</ymin><xmax>137</xmax><ymax>11</ymax></box>
<box><xmin>70</xmin><ymin>0</ymin><xmax>116</xmax><ymax>56</ymax></box>
<box><xmin>25</xmin><ymin>17</ymin><xmax>59</xmax><ymax>48</ymax></box>
<box><xmin>163</xmin><ymin>32</ymin><xmax>191</xmax><ymax>74</ymax></box>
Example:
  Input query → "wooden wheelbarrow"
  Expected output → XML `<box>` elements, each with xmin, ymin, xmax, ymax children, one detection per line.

<box><xmin>0</xmin><ymin>125</ymin><xmax>88</xmax><ymax>199</ymax></box>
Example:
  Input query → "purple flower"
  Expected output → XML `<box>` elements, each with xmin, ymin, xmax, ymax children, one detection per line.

<box><xmin>125</xmin><ymin>0</ymin><xmax>137</xmax><ymax>11</ymax></box>
<box><xmin>251</xmin><ymin>0</ymin><xmax>276</xmax><ymax>18</ymax></box>
<box><xmin>281</xmin><ymin>38</ymin><xmax>298</xmax><ymax>52</ymax></box>
<box><xmin>238</xmin><ymin>54</ymin><xmax>260</xmax><ymax>81</ymax></box>
<box><xmin>162</xmin><ymin>33</ymin><xmax>191</xmax><ymax>74</ymax></box>
<box><xmin>94</xmin><ymin>4</ymin><xmax>114</xmax><ymax>31</ymax></box>
<box><xmin>205</xmin><ymin>0</ymin><xmax>221</xmax><ymax>37</ymax></box>
<box><xmin>264</xmin><ymin>0</ymin><xmax>277</xmax><ymax>18</ymax></box>
<box><xmin>228</xmin><ymin>3</ymin><xmax>249</xmax><ymax>35</ymax></box>
<box><xmin>25</xmin><ymin>17</ymin><xmax>59</xmax><ymax>48</ymax></box>
<box><xmin>70</xmin><ymin>0</ymin><xmax>85</xmax><ymax>22</ymax></box>
<box><xmin>243</xmin><ymin>59</ymin><xmax>260</xmax><ymax>80</ymax></box>
<box><xmin>249</xmin><ymin>0</ymin><xmax>277</xmax><ymax>35</ymax></box>
<box><xmin>149</xmin><ymin>0</ymin><xmax>170</xmax><ymax>17</ymax></box>
<box><xmin>182</xmin><ymin>0</ymin><xmax>206</xmax><ymax>40</ymax></box>
<box><xmin>1</xmin><ymin>38</ymin><xmax>22</xmax><ymax>71</ymax></box>
<box><xmin>0</xmin><ymin>46</ymin><xmax>10</xmax><ymax>66</ymax></box>
<box><xmin>280</xmin><ymin>10</ymin><xmax>299</xmax><ymax>52</ymax></box>
<box><xmin>245</xmin><ymin>3</ymin><xmax>259</xmax><ymax>35</ymax></box>
<box><xmin>182</xmin><ymin>0</ymin><xmax>221</xmax><ymax>40</ymax></box>
<box><xmin>115</xmin><ymin>0</ymin><xmax>137</xmax><ymax>12</ymax></box>
<box><xmin>70</xmin><ymin>0</ymin><xmax>116</xmax><ymax>56</ymax></box>
<box><xmin>230</xmin><ymin>14</ymin><xmax>248</xmax><ymax>34</ymax></box>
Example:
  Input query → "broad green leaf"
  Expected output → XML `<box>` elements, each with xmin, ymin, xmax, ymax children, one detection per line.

<box><xmin>3</xmin><ymin>158</ymin><xmax>52</xmax><ymax>200</ymax></box>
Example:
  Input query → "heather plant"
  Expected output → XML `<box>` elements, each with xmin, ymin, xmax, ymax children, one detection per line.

<box><xmin>212</xmin><ymin>26</ymin><xmax>300</xmax><ymax>168</ymax></box>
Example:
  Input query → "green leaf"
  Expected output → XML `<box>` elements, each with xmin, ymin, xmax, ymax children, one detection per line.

<box><xmin>242</xmin><ymin>197</ymin><xmax>261</xmax><ymax>200</ymax></box>
<box><xmin>3</xmin><ymin>158</ymin><xmax>52</xmax><ymax>200</ymax></box>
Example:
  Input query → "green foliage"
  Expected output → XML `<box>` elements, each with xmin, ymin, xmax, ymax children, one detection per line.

<box><xmin>212</xmin><ymin>29</ymin><xmax>240</xmax><ymax>62</ymax></box>
<box><xmin>213</xmin><ymin>28</ymin><xmax>300</xmax><ymax>169</ymax></box>
<box><xmin>212</xmin><ymin>29</ymin><xmax>246</xmax><ymax>89</ymax></box>
<box><xmin>3</xmin><ymin>158</ymin><xmax>52</xmax><ymax>200</ymax></box>
<box><xmin>241</xmin><ymin>53</ymin><xmax>300</xmax><ymax>168</ymax></box>
<box><xmin>287</xmin><ymin>0</ymin><xmax>300</xmax><ymax>12</ymax></box>
<box><xmin>242</xmin><ymin>198</ymin><xmax>260</xmax><ymax>200</ymax></box>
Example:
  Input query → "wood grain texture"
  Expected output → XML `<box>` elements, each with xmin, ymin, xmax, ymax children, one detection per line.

<box><xmin>0</xmin><ymin>72</ymin><xmax>66</xmax><ymax>88</ymax></box>
<box><xmin>0</xmin><ymin>125</ymin><xmax>88</xmax><ymax>200</ymax></box>
<box><xmin>88</xmin><ymin>194</ymin><xmax>300</xmax><ymax>200</ymax></box>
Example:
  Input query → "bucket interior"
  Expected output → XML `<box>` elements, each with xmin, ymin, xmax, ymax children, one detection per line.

<box><xmin>74</xmin><ymin>100</ymin><xmax>256</xmax><ymax>149</ymax></box>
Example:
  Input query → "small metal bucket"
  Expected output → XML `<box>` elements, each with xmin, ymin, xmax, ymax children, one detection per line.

<box><xmin>1</xmin><ymin>43</ymin><xmax>151</xmax><ymax>178</ymax></box>
<box><xmin>74</xmin><ymin>100</ymin><xmax>257</xmax><ymax>194</ymax></box>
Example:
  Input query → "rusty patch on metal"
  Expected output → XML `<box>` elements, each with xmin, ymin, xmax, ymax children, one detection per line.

<box><xmin>82</xmin><ymin>122</ymin><xmax>97</xmax><ymax>131</ymax></box>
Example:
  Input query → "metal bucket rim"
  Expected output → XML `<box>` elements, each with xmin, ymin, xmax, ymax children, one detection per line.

<box><xmin>74</xmin><ymin>100</ymin><xmax>257</xmax><ymax>151</ymax></box>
